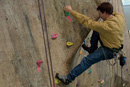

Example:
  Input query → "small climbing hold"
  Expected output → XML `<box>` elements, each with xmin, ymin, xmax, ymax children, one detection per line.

<box><xmin>76</xmin><ymin>81</ymin><xmax>80</xmax><ymax>86</ymax></box>
<box><xmin>51</xmin><ymin>34</ymin><xmax>58</xmax><ymax>39</ymax></box>
<box><xmin>67</xmin><ymin>42</ymin><xmax>73</xmax><ymax>46</ymax></box>
<box><xmin>80</xmin><ymin>50</ymin><xmax>82</xmax><ymax>55</ymax></box>
<box><xmin>84</xmin><ymin>40</ymin><xmax>86</xmax><ymax>44</ymax></box>
<box><xmin>126</xmin><ymin>67</ymin><xmax>128</xmax><ymax>71</ymax></box>
<box><xmin>64</xmin><ymin>11</ymin><xmax>71</xmax><ymax>21</ymax></box>
<box><xmin>67</xmin><ymin>16</ymin><xmax>71</xmax><ymax>21</ymax></box>
<box><xmin>88</xmin><ymin>69</ymin><xmax>91</xmax><ymax>74</ymax></box>
<box><xmin>98</xmin><ymin>78</ymin><xmax>102</xmax><ymax>82</ymax></box>
<box><xmin>36</xmin><ymin>60</ymin><xmax>43</xmax><ymax>67</ymax></box>
<box><xmin>6</xmin><ymin>18</ymin><xmax>8</xmax><ymax>20</ymax></box>
<box><xmin>64</xmin><ymin>11</ymin><xmax>70</xmax><ymax>16</ymax></box>
<box><xmin>54</xmin><ymin>83</ymin><xmax>56</xmax><ymax>87</ymax></box>
<box><xmin>36</xmin><ymin>60</ymin><xmax>43</xmax><ymax>72</ymax></box>
<box><xmin>55</xmin><ymin>78</ymin><xmax>61</xmax><ymax>84</ymax></box>
<box><xmin>100</xmin><ymin>80</ymin><xmax>104</xmax><ymax>84</ymax></box>
<box><xmin>123</xmin><ymin>83</ymin><xmax>125</xmax><ymax>86</ymax></box>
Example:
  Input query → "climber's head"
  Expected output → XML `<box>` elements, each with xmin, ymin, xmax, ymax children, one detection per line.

<box><xmin>97</xmin><ymin>2</ymin><xmax>113</xmax><ymax>20</ymax></box>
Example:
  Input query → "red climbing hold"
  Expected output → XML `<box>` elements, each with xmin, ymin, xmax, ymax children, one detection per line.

<box><xmin>51</xmin><ymin>34</ymin><xmax>58</xmax><ymax>39</ymax></box>
<box><xmin>98</xmin><ymin>78</ymin><xmax>102</xmax><ymax>82</ymax></box>
<box><xmin>36</xmin><ymin>60</ymin><xmax>43</xmax><ymax>67</ymax></box>
<box><xmin>76</xmin><ymin>81</ymin><xmax>80</xmax><ymax>86</ymax></box>
<box><xmin>36</xmin><ymin>60</ymin><xmax>43</xmax><ymax>72</ymax></box>
<box><xmin>67</xmin><ymin>16</ymin><xmax>71</xmax><ymax>21</ymax></box>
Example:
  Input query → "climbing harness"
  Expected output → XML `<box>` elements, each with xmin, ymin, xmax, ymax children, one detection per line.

<box><xmin>100</xmin><ymin>44</ymin><xmax>124</xmax><ymax>66</ymax></box>
<box><xmin>100</xmin><ymin>47</ymin><xmax>118</xmax><ymax>66</ymax></box>
<box><xmin>38</xmin><ymin>0</ymin><xmax>55</xmax><ymax>87</ymax></box>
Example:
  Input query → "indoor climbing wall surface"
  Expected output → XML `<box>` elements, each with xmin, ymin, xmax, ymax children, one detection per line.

<box><xmin>0</xmin><ymin>0</ymin><xmax>95</xmax><ymax>87</ymax></box>
<box><xmin>0</xmin><ymin>0</ymin><xmax>130</xmax><ymax>87</ymax></box>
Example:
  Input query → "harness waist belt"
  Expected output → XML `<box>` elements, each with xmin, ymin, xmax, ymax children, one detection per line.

<box><xmin>110</xmin><ymin>44</ymin><xmax>123</xmax><ymax>53</ymax></box>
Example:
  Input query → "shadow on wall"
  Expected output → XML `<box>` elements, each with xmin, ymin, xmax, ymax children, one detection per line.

<box><xmin>113</xmin><ymin>75</ymin><xmax>129</xmax><ymax>87</ymax></box>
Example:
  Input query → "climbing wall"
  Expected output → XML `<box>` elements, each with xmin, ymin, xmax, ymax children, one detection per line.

<box><xmin>0</xmin><ymin>0</ymin><xmax>129</xmax><ymax>87</ymax></box>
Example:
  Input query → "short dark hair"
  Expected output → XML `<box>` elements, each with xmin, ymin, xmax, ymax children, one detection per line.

<box><xmin>97</xmin><ymin>2</ymin><xmax>113</xmax><ymax>14</ymax></box>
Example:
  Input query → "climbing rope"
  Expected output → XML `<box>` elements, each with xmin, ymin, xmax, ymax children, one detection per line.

<box><xmin>38</xmin><ymin>0</ymin><xmax>55</xmax><ymax>87</ymax></box>
<box><xmin>41</xmin><ymin>0</ymin><xmax>55</xmax><ymax>86</ymax></box>
<box><xmin>121</xmin><ymin>66</ymin><xmax>123</xmax><ymax>86</ymax></box>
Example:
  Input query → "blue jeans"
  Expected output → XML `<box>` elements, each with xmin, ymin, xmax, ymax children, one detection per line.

<box><xmin>67</xmin><ymin>31</ymin><xmax>114</xmax><ymax>81</ymax></box>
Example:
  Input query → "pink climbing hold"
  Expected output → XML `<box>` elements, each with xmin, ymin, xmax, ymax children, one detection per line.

<box><xmin>51</xmin><ymin>34</ymin><xmax>58</xmax><ymax>39</ymax></box>
<box><xmin>37</xmin><ymin>60</ymin><xmax>43</xmax><ymax>67</ymax></box>
<box><xmin>126</xmin><ymin>67</ymin><xmax>128</xmax><ymax>71</ymax></box>
<box><xmin>67</xmin><ymin>16</ymin><xmax>71</xmax><ymax>21</ymax></box>
<box><xmin>36</xmin><ymin>60</ymin><xmax>43</xmax><ymax>72</ymax></box>
<box><xmin>54</xmin><ymin>83</ymin><xmax>56</xmax><ymax>87</ymax></box>
<box><xmin>98</xmin><ymin>78</ymin><xmax>102</xmax><ymax>82</ymax></box>
<box><xmin>38</xmin><ymin>67</ymin><xmax>41</xmax><ymax>72</ymax></box>
<box><xmin>76</xmin><ymin>81</ymin><xmax>80</xmax><ymax>86</ymax></box>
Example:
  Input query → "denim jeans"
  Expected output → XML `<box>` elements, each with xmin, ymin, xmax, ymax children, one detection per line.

<box><xmin>67</xmin><ymin>31</ymin><xmax>114</xmax><ymax>81</ymax></box>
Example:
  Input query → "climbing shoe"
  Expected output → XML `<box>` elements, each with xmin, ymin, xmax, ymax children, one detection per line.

<box><xmin>82</xmin><ymin>44</ymin><xmax>94</xmax><ymax>54</ymax></box>
<box><xmin>56</xmin><ymin>73</ymin><xmax>71</xmax><ymax>85</ymax></box>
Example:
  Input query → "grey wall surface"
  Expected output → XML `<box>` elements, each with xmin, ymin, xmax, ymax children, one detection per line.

<box><xmin>123</xmin><ymin>5</ymin><xmax>130</xmax><ymax>30</ymax></box>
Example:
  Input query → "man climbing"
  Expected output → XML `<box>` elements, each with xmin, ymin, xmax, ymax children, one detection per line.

<box><xmin>56</xmin><ymin>2</ymin><xmax>125</xmax><ymax>85</ymax></box>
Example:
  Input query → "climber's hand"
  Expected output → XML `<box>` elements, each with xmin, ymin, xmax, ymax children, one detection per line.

<box><xmin>64</xmin><ymin>6</ymin><xmax>72</xmax><ymax>12</ymax></box>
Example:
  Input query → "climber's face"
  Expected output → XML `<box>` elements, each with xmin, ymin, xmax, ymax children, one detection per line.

<box><xmin>98</xmin><ymin>10</ymin><xmax>106</xmax><ymax>20</ymax></box>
